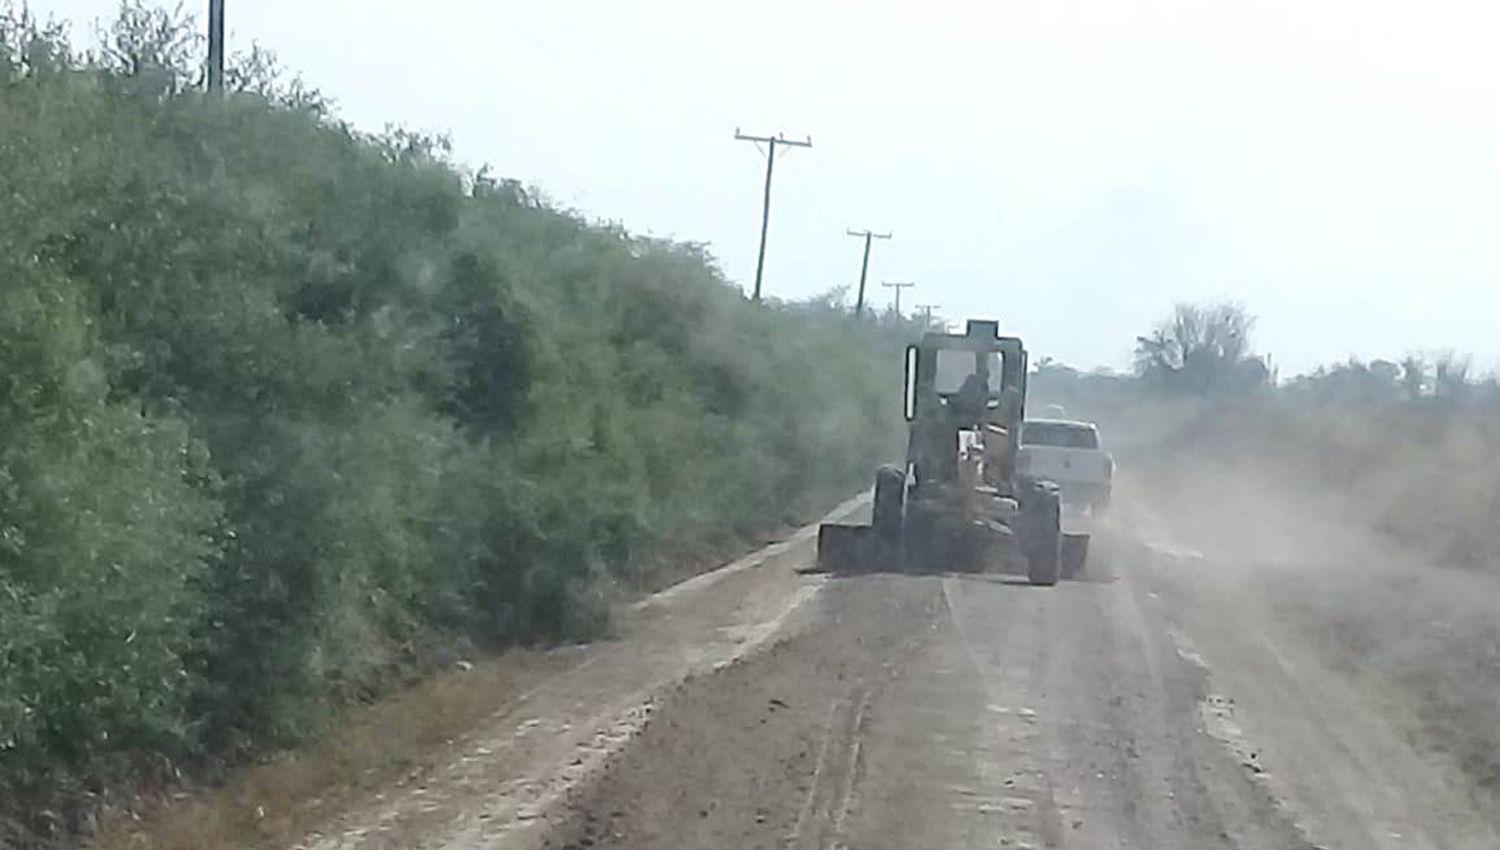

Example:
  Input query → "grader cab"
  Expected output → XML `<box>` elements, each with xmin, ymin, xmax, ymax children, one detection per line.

<box><xmin>817</xmin><ymin>319</ymin><xmax>1087</xmax><ymax>583</ymax></box>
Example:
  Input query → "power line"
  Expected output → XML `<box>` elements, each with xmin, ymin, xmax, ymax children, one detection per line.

<box><xmin>882</xmin><ymin>281</ymin><xmax>915</xmax><ymax>317</ymax></box>
<box><xmin>810</xmin><ymin>154</ymin><xmax>854</xmax><ymax>224</ymax></box>
<box><xmin>846</xmin><ymin>229</ymin><xmax>891</xmax><ymax>318</ymax></box>
<box><xmin>734</xmin><ymin>129</ymin><xmax>812</xmax><ymax>302</ymax></box>
<box><xmin>784</xmin><ymin>166</ymin><xmax>842</xmax><ymax>249</ymax></box>
<box><xmin>428</xmin><ymin>19</ymin><xmax>834</xmax><ymax>304</ymax></box>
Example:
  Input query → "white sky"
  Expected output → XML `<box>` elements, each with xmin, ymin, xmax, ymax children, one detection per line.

<box><xmin>31</xmin><ymin>0</ymin><xmax>1500</xmax><ymax>374</ymax></box>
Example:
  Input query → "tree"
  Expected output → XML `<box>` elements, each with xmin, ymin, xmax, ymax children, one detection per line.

<box><xmin>1287</xmin><ymin>358</ymin><xmax>1404</xmax><ymax>404</ymax></box>
<box><xmin>1369</xmin><ymin>359</ymin><xmax>1401</xmax><ymax>387</ymax></box>
<box><xmin>1400</xmin><ymin>355</ymin><xmax>1426</xmax><ymax>402</ymax></box>
<box><xmin>1134</xmin><ymin>302</ymin><xmax>1270</xmax><ymax>396</ymax></box>
<box><xmin>1433</xmin><ymin>353</ymin><xmax>1471</xmax><ymax>405</ymax></box>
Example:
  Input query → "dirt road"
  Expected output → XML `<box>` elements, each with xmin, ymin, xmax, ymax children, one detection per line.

<box><xmin>296</xmin><ymin>495</ymin><xmax>1500</xmax><ymax>850</ymax></box>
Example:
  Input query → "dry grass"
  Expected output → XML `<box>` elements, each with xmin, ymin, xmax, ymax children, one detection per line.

<box><xmin>89</xmin><ymin>648</ymin><xmax>581</xmax><ymax>850</ymax></box>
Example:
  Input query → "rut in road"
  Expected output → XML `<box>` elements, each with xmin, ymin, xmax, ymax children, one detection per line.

<box><xmin>542</xmin><ymin>554</ymin><xmax>1322</xmax><ymax>849</ymax></box>
<box><xmin>540</xmin><ymin>576</ymin><xmax>945</xmax><ymax>850</ymax></box>
<box><xmin>784</xmin><ymin>683</ymin><xmax>870</xmax><ymax>848</ymax></box>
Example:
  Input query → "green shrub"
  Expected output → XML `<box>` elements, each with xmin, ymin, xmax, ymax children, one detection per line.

<box><xmin>0</xmin><ymin>262</ymin><xmax>219</xmax><ymax>836</ymax></box>
<box><xmin>0</xmin><ymin>5</ymin><xmax>908</xmax><ymax>840</ymax></box>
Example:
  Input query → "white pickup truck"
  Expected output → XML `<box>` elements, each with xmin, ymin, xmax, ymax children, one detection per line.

<box><xmin>1017</xmin><ymin>418</ymin><xmax>1113</xmax><ymax>514</ymax></box>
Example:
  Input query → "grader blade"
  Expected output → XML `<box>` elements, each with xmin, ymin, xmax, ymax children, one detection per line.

<box><xmin>816</xmin><ymin>524</ymin><xmax>888</xmax><ymax>574</ymax></box>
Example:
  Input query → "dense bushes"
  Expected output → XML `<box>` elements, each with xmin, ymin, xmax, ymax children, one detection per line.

<box><xmin>0</xmin><ymin>7</ymin><xmax>906</xmax><ymax>840</ymax></box>
<box><xmin>0</xmin><ymin>262</ymin><xmax>220</xmax><ymax>830</ymax></box>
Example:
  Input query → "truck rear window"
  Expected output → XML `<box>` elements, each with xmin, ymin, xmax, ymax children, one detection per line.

<box><xmin>1021</xmin><ymin>422</ymin><xmax>1098</xmax><ymax>449</ymax></box>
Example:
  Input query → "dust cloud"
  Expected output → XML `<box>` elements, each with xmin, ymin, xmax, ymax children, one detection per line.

<box><xmin>1082</xmin><ymin>396</ymin><xmax>1500</xmax><ymax>801</ymax></box>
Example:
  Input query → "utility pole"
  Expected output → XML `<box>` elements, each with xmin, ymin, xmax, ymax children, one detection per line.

<box><xmin>734</xmin><ymin>129</ymin><xmax>812</xmax><ymax>302</ymax></box>
<box><xmin>914</xmin><ymin>303</ymin><xmax>940</xmax><ymax>325</ymax></box>
<box><xmin>207</xmin><ymin>0</ymin><xmax>225</xmax><ymax>93</ymax></box>
<box><xmin>846</xmin><ymin>229</ymin><xmax>891</xmax><ymax>317</ymax></box>
<box><xmin>882</xmin><ymin>281</ymin><xmax>915</xmax><ymax>317</ymax></box>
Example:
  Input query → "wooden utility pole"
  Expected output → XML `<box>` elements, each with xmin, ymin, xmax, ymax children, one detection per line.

<box><xmin>914</xmin><ymin>303</ymin><xmax>939</xmax><ymax>324</ymax></box>
<box><xmin>734</xmin><ymin>129</ymin><xmax>812</xmax><ymax>302</ymax></box>
<box><xmin>882</xmin><ymin>281</ymin><xmax>915</xmax><ymax>317</ymax></box>
<box><xmin>207</xmin><ymin>0</ymin><xmax>225</xmax><ymax>93</ymax></box>
<box><xmin>846</xmin><ymin>229</ymin><xmax>891</xmax><ymax>317</ymax></box>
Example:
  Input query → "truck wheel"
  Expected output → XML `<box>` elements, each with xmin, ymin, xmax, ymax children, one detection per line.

<box><xmin>872</xmin><ymin>464</ymin><xmax>905</xmax><ymax>543</ymax></box>
<box><xmin>1061</xmin><ymin>533</ymin><xmax>1089</xmax><ymax>580</ymax></box>
<box><xmin>1092</xmin><ymin>488</ymin><xmax>1111</xmax><ymax>516</ymax></box>
<box><xmin>1025</xmin><ymin>485</ymin><xmax>1062</xmax><ymax>586</ymax></box>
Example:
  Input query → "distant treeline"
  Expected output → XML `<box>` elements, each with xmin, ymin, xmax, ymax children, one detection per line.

<box><xmin>1031</xmin><ymin>300</ymin><xmax>1495</xmax><ymax>416</ymax></box>
<box><xmin>0</xmin><ymin>6</ymin><xmax>909</xmax><ymax>841</ymax></box>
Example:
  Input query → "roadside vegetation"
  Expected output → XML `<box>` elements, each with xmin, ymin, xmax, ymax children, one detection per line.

<box><xmin>0</xmin><ymin>5</ymin><xmax>910</xmax><ymax>843</ymax></box>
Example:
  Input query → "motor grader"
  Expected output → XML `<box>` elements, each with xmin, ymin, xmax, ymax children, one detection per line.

<box><xmin>817</xmin><ymin>319</ymin><xmax>1087</xmax><ymax>583</ymax></box>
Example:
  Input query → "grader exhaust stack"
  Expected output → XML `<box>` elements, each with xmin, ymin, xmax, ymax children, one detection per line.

<box><xmin>817</xmin><ymin>319</ymin><xmax>1087</xmax><ymax>582</ymax></box>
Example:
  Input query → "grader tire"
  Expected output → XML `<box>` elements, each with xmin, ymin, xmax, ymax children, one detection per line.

<box><xmin>872</xmin><ymin>464</ymin><xmax>906</xmax><ymax>543</ymax></box>
<box><xmin>1025</xmin><ymin>485</ymin><xmax>1062</xmax><ymax>587</ymax></box>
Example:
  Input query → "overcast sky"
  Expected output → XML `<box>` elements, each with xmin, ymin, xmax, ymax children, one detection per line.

<box><xmin>32</xmin><ymin>0</ymin><xmax>1500</xmax><ymax>374</ymax></box>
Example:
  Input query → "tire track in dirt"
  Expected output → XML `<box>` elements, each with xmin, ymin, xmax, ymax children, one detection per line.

<box><xmin>538</xmin><ymin>575</ymin><xmax>948</xmax><ymax>850</ymax></box>
<box><xmin>940</xmin><ymin>576</ymin><xmax>1066</xmax><ymax>849</ymax></box>
<box><xmin>785</xmin><ymin>685</ymin><xmax>870</xmax><ymax>850</ymax></box>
